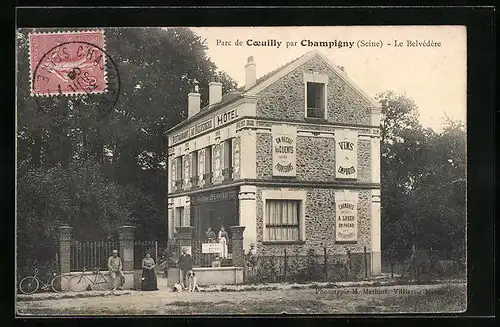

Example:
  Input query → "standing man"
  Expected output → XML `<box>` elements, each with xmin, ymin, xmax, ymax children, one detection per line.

<box><xmin>177</xmin><ymin>247</ymin><xmax>193</xmax><ymax>288</ymax></box>
<box><xmin>108</xmin><ymin>249</ymin><xmax>125</xmax><ymax>291</ymax></box>
<box><xmin>218</xmin><ymin>226</ymin><xmax>228</xmax><ymax>259</ymax></box>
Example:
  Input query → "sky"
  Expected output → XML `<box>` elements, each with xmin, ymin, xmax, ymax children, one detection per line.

<box><xmin>190</xmin><ymin>26</ymin><xmax>466</xmax><ymax>132</ymax></box>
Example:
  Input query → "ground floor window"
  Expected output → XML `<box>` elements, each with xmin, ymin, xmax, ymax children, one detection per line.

<box><xmin>175</xmin><ymin>207</ymin><xmax>184</xmax><ymax>228</ymax></box>
<box><xmin>264</xmin><ymin>200</ymin><xmax>301</xmax><ymax>241</ymax></box>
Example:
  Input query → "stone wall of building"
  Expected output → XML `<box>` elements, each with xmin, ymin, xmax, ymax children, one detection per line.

<box><xmin>255</xmin><ymin>56</ymin><xmax>372</xmax><ymax>125</ymax></box>
<box><xmin>256</xmin><ymin>133</ymin><xmax>372</xmax><ymax>183</ymax></box>
<box><xmin>255</xmin><ymin>186</ymin><xmax>372</xmax><ymax>256</ymax></box>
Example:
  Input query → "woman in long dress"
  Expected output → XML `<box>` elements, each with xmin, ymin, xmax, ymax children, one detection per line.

<box><xmin>141</xmin><ymin>252</ymin><xmax>158</xmax><ymax>291</ymax></box>
<box><xmin>218</xmin><ymin>226</ymin><xmax>228</xmax><ymax>259</ymax></box>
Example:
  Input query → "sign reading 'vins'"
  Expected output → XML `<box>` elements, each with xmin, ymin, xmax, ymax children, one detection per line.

<box><xmin>272</xmin><ymin>125</ymin><xmax>297</xmax><ymax>177</ymax></box>
<box><xmin>336</xmin><ymin>129</ymin><xmax>358</xmax><ymax>179</ymax></box>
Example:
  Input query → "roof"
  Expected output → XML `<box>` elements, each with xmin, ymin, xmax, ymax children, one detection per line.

<box><xmin>241</xmin><ymin>51</ymin><xmax>312</xmax><ymax>93</ymax></box>
<box><xmin>167</xmin><ymin>50</ymin><xmax>379</xmax><ymax>134</ymax></box>
<box><xmin>166</xmin><ymin>91</ymin><xmax>243</xmax><ymax>133</ymax></box>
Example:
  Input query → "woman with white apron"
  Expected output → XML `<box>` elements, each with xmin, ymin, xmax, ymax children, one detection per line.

<box><xmin>218</xmin><ymin>226</ymin><xmax>228</xmax><ymax>259</ymax></box>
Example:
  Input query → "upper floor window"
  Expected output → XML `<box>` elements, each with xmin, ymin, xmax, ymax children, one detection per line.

<box><xmin>204</xmin><ymin>146</ymin><xmax>212</xmax><ymax>184</ymax></box>
<box><xmin>306</xmin><ymin>82</ymin><xmax>326</xmax><ymax>118</ymax></box>
<box><xmin>191</xmin><ymin>151</ymin><xmax>199</xmax><ymax>187</ymax></box>
<box><xmin>223</xmin><ymin>139</ymin><xmax>233</xmax><ymax>181</ymax></box>
<box><xmin>175</xmin><ymin>156</ymin><xmax>184</xmax><ymax>184</ymax></box>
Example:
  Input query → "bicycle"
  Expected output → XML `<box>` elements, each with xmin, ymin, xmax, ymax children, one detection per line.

<box><xmin>19</xmin><ymin>268</ymin><xmax>70</xmax><ymax>295</ymax></box>
<box><xmin>69</xmin><ymin>266</ymin><xmax>110</xmax><ymax>292</ymax></box>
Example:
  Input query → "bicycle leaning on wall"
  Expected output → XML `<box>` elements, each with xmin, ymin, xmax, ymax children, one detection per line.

<box><xmin>69</xmin><ymin>266</ymin><xmax>110</xmax><ymax>292</ymax></box>
<box><xmin>18</xmin><ymin>268</ymin><xmax>70</xmax><ymax>295</ymax></box>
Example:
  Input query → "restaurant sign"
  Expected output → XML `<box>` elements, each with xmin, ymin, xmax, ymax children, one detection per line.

<box><xmin>272</xmin><ymin>125</ymin><xmax>297</xmax><ymax>177</ymax></box>
<box><xmin>335</xmin><ymin>129</ymin><xmax>358</xmax><ymax>179</ymax></box>
<box><xmin>191</xmin><ymin>188</ymin><xmax>238</xmax><ymax>204</ymax></box>
<box><xmin>171</xmin><ymin>108</ymin><xmax>240</xmax><ymax>145</ymax></box>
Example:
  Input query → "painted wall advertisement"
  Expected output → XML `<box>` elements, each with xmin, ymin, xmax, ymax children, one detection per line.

<box><xmin>272</xmin><ymin>125</ymin><xmax>297</xmax><ymax>177</ymax></box>
<box><xmin>335</xmin><ymin>191</ymin><xmax>358</xmax><ymax>242</ymax></box>
<box><xmin>335</xmin><ymin>129</ymin><xmax>358</xmax><ymax>179</ymax></box>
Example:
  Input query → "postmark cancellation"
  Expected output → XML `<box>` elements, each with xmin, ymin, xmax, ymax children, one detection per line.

<box><xmin>29</xmin><ymin>30</ymin><xmax>107</xmax><ymax>97</ymax></box>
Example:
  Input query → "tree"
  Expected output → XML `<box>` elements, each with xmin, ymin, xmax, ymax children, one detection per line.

<box><xmin>376</xmin><ymin>91</ymin><xmax>466</xmax><ymax>252</ymax></box>
<box><xmin>16</xmin><ymin>27</ymin><xmax>237</xmax><ymax>270</ymax></box>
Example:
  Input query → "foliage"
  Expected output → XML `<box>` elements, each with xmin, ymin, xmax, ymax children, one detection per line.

<box><xmin>376</xmin><ymin>91</ymin><xmax>466</xmax><ymax>252</ymax></box>
<box><xmin>16</xmin><ymin>27</ymin><xmax>237</xmax><ymax>269</ymax></box>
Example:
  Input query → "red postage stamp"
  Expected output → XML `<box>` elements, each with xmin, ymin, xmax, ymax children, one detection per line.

<box><xmin>29</xmin><ymin>30</ymin><xmax>107</xmax><ymax>96</ymax></box>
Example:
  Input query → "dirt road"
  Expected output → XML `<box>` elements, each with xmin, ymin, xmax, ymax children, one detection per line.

<box><xmin>17</xmin><ymin>283</ymin><xmax>466</xmax><ymax>315</ymax></box>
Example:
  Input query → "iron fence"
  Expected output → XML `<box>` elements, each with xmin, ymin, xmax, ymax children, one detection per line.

<box><xmin>70</xmin><ymin>240</ymin><xmax>119</xmax><ymax>272</ymax></box>
<box><xmin>381</xmin><ymin>248</ymin><xmax>466</xmax><ymax>281</ymax></box>
<box><xmin>133</xmin><ymin>240</ymin><xmax>159</xmax><ymax>269</ymax></box>
<box><xmin>244</xmin><ymin>248</ymin><xmax>370</xmax><ymax>284</ymax></box>
<box><xmin>192</xmin><ymin>239</ymin><xmax>233</xmax><ymax>267</ymax></box>
<box><xmin>70</xmin><ymin>240</ymin><xmax>160</xmax><ymax>271</ymax></box>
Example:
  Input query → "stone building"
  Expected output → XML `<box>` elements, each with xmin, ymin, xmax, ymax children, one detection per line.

<box><xmin>166</xmin><ymin>50</ymin><xmax>382</xmax><ymax>276</ymax></box>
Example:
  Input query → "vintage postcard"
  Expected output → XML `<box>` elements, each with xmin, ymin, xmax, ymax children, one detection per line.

<box><xmin>16</xmin><ymin>25</ymin><xmax>467</xmax><ymax>315</ymax></box>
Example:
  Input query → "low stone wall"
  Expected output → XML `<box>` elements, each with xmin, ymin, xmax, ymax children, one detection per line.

<box><xmin>167</xmin><ymin>267</ymin><xmax>244</xmax><ymax>286</ymax></box>
<box><xmin>64</xmin><ymin>271</ymin><xmax>135</xmax><ymax>290</ymax></box>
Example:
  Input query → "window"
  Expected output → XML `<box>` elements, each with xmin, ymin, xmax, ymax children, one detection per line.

<box><xmin>306</xmin><ymin>82</ymin><xmax>325</xmax><ymax>118</ymax></box>
<box><xmin>175</xmin><ymin>207</ymin><xmax>184</xmax><ymax>228</ymax></box>
<box><xmin>224</xmin><ymin>139</ymin><xmax>233</xmax><ymax>169</ymax></box>
<box><xmin>223</xmin><ymin>139</ymin><xmax>233</xmax><ymax>181</ymax></box>
<box><xmin>264</xmin><ymin>200</ymin><xmax>301</xmax><ymax>241</ymax></box>
<box><xmin>175</xmin><ymin>156</ymin><xmax>184</xmax><ymax>187</ymax></box>
<box><xmin>204</xmin><ymin>146</ymin><xmax>212</xmax><ymax>184</ymax></box>
<box><xmin>191</xmin><ymin>151</ymin><xmax>198</xmax><ymax>187</ymax></box>
<box><xmin>191</xmin><ymin>151</ymin><xmax>198</xmax><ymax>177</ymax></box>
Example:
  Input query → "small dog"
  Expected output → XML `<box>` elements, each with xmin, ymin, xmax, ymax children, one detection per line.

<box><xmin>187</xmin><ymin>270</ymin><xmax>200</xmax><ymax>292</ymax></box>
<box><xmin>173</xmin><ymin>282</ymin><xmax>183</xmax><ymax>292</ymax></box>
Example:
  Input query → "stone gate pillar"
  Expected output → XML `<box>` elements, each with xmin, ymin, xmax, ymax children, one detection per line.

<box><xmin>118</xmin><ymin>225</ymin><xmax>136</xmax><ymax>271</ymax></box>
<box><xmin>230</xmin><ymin>226</ymin><xmax>245</xmax><ymax>267</ymax></box>
<box><xmin>56</xmin><ymin>225</ymin><xmax>73</xmax><ymax>274</ymax></box>
<box><xmin>175</xmin><ymin>226</ymin><xmax>194</xmax><ymax>255</ymax></box>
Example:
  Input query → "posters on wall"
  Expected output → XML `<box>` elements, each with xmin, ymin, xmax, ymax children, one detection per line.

<box><xmin>335</xmin><ymin>190</ymin><xmax>358</xmax><ymax>242</ymax></box>
<box><xmin>335</xmin><ymin>129</ymin><xmax>358</xmax><ymax>179</ymax></box>
<box><xmin>272</xmin><ymin>125</ymin><xmax>297</xmax><ymax>177</ymax></box>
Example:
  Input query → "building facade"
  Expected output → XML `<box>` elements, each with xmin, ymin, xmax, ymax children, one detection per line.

<box><xmin>166</xmin><ymin>50</ymin><xmax>382</xmax><ymax>275</ymax></box>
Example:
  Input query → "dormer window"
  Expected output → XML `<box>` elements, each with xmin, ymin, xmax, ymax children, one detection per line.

<box><xmin>306</xmin><ymin>82</ymin><xmax>325</xmax><ymax>118</ymax></box>
<box><xmin>304</xmin><ymin>72</ymin><xmax>328</xmax><ymax>119</ymax></box>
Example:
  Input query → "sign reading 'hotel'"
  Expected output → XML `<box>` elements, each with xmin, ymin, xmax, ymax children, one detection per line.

<box><xmin>272</xmin><ymin>126</ymin><xmax>297</xmax><ymax>177</ymax></box>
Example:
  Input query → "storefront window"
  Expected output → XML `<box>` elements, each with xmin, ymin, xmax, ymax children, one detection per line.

<box><xmin>264</xmin><ymin>200</ymin><xmax>301</xmax><ymax>241</ymax></box>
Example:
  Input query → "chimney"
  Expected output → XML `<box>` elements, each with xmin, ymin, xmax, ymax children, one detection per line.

<box><xmin>209</xmin><ymin>81</ymin><xmax>223</xmax><ymax>105</ymax></box>
<box><xmin>245</xmin><ymin>56</ymin><xmax>256</xmax><ymax>90</ymax></box>
<box><xmin>188</xmin><ymin>79</ymin><xmax>201</xmax><ymax>118</ymax></box>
